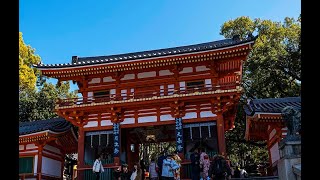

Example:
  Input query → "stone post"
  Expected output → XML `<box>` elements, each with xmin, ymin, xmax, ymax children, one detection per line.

<box><xmin>277</xmin><ymin>140</ymin><xmax>301</xmax><ymax>180</ymax></box>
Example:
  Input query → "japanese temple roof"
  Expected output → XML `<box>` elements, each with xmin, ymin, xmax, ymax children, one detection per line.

<box><xmin>244</xmin><ymin>97</ymin><xmax>301</xmax><ymax>116</ymax></box>
<box><xmin>35</xmin><ymin>35</ymin><xmax>257</xmax><ymax>69</ymax></box>
<box><xmin>19</xmin><ymin>117</ymin><xmax>72</xmax><ymax>136</ymax></box>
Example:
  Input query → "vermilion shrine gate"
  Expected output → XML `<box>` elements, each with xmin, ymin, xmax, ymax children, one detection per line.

<box><xmin>35</xmin><ymin>35</ymin><xmax>256</xmax><ymax>179</ymax></box>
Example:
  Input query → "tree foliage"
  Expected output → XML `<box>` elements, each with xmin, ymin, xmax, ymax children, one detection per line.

<box><xmin>221</xmin><ymin>16</ymin><xmax>301</xmax><ymax>167</ymax></box>
<box><xmin>19</xmin><ymin>81</ymin><xmax>77</xmax><ymax>122</ymax></box>
<box><xmin>221</xmin><ymin>16</ymin><xmax>301</xmax><ymax>98</ymax></box>
<box><xmin>19</xmin><ymin>32</ymin><xmax>77</xmax><ymax>122</ymax></box>
<box><xmin>19</xmin><ymin>32</ymin><xmax>41</xmax><ymax>91</ymax></box>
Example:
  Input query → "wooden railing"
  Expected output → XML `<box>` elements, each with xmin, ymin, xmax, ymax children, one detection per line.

<box><xmin>57</xmin><ymin>82</ymin><xmax>238</xmax><ymax>108</ymax></box>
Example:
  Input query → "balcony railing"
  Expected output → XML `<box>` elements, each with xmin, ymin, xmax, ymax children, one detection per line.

<box><xmin>57</xmin><ymin>82</ymin><xmax>239</xmax><ymax>108</ymax></box>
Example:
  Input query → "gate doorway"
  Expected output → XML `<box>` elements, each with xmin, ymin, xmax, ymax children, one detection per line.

<box><xmin>124</xmin><ymin>124</ymin><xmax>176</xmax><ymax>168</ymax></box>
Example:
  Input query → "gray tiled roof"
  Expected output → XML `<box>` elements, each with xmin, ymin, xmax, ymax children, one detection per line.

<box><xmin>19</xmin><ymin>117</ymin><xmax>71</xmax><ymax>136</ymax></box>
<box><xmin>35</xmin><ymin>35</ymin><xmax>257</xmax><ymax>68</ymax></box>
<box><xmin>244</xmin><ymin>97</ymin><xmax>301</xmax><ymax>116</ymax></box>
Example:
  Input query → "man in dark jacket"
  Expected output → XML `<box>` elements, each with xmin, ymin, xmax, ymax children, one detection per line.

<box><xmin>120</xmin><ymin>164</ymin><xmax>131</xmax><ymax>180</ymax></box>
<box><xmin>209</xmin><ymin>155</ymin><xmax>232</xmax><ymax>180</ymax></box>
<box><xmin>190</xmin><ymin>149</ymin><xmax>201</xmax><ymax>180</ymax></box>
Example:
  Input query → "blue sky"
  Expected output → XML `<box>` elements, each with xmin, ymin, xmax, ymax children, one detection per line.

<box><xmin>20</xmin><ymin>0</ymin><xmax>300</xmax><ymax>92</ymax></box>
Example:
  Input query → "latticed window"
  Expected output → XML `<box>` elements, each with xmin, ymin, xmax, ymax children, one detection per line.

<box><xmin>84</xmin><ymin>131</ymin><xmax>114</xmax><ymax>165</ymax></box>
<box><xmin>186</xmin><ymin>80</ymin><xmax>205</xmax><ymax>90</ymax></box>
<box><xmin>93</xmin><ymin>90</ymin><xmax>110</xmax><ymax>102</ymax></box>
<box><xmin>183</xmin><ymin>122</ymin><xmax>217</xmax><ymax>140</ymax></box>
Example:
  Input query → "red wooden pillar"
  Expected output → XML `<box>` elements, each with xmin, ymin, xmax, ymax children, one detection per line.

<box><xmin>217</xmin><ymin>114</ymin><xmax>226</xmax><ymax>155</ymax></box>
<box><xmin>37</xmin><ymin>145</ymin><xmax>43</xmax><ymax>180</ymax></box>
<box><xmin>77</xmin><ymin>127</ymin><xmax>85</xmax><ymax>180</ymax></box>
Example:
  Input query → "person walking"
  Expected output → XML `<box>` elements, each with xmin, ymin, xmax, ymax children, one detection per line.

<box><xmin>92</xmin><ymin>154</ymin><xmax>105</xmax><ymax>180</ymax></box>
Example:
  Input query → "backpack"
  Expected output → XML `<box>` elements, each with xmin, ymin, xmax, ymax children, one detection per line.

<box><xmin>212</xmin><ymin>158</ymin><xmax>226</xmax><ymax>177</ymax></box>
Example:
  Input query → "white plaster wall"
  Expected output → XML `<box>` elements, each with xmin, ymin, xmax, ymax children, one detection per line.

<box><xmin>205</xmin><ymin>79</ymin><xmax>212</xmax><ymax>87</ymax></box>
<box><xmin>42</xmin><ymin>156</ymin><xmax>62</xmax><ymax>177</ymax></box>
<box><xmin>196</xmin><ymin>65</ymin><xmax>210</xmax><ymax>72</ymax></box>
<box><xmin>121</xmin><ymin>118</ymin><xmax>135</xmax><ymax>125</ymax></box>
<box><xmin>180</xmin><ymin>67</ymin><xmax>193</xmax><ymax>74</ymax></box>
<box><xmin>34</xmin><ymin>155</ymin><xmax>38</xmax><ymax>175</ymax></box>
<box><xmin>101</xmin><ymin>120</ymin><xmax>113</xmax><ymax>126</ymax></box>
<box><xmin>121</xmin><ymin>74</ymin><xmax>135</xmax><ymax>80</ymax></box>
<box><xmin>160</xmin><ymin>85</ymin><xmax>164</xmax><ymax>96</ymax></box>
<box><xmin>270</xmin><ymin>142</ymin><xmax>280</xmax><ymax>164</ymax></box>
<box><xmin>168</xmin><ymin>84</ymin><xmax>174</xmax><ymax>95</ymax></box>
<box><xmin>184</xmin><ymin>112</ymin><xmax>197</xmax><ymax>119</ymax></box>
<box><xmin>19</xmin><ymin>145</ymin><xmax>24</xmax><ymax>151</ymax></box>
<box><xmin>110</xmin><ymin>89</ymin><xmax>116</xmax><ymax>97</ymax></box>
<box><xmin>160</xmin><ymin>114</ymin><xmax>174</xmax><ymax>121</ymax></box>
<box><xmin>88</xmin><ymin>91</ymin><xmax>93</xmax><ymax>99</ymax></box>
<box><xmin>138</xmin><ymin>71</ymin><xmax>156</xmax><ymax>78</ymax></box>
<box><xmin>103</xmin><ymin>76</ymin><xmax>115</xmax><ymax>82</ymax></box>
<box><xmin>84</xmin><ymin>121</ymin><xmax>98</xmax><ymax>128</ymax></box>
<box><xmin>200</xmin><ymin>111</ymin><xmax>217</xmax><ymax>118</ymax></box>
<box><xmin>88</xmin><ymin>78</ymin><xmax>101</xmax><ymax>84</ymax></box>
<box><xmin>159</xmin><ymin>70</ymin><xmax>173</xmax><ymax>76</ymax></box>
<box><xmin>269</xmin><ymin>129</ymin><xmax>277</xmax><ymax>140</ymax></box>
<box><xmin>138</xmin><ymin>116</ymin><xmax>157</xmax><ymax>123</ymax></box>
<box><xmin>26</xmin><ymin>144</ymin><xmax>37</xmax><ymax>150</ymax></box>
<box><xmin>44</xmin><ymin>145</ymin><xmax>61</xmax><ymax>154</ymax></box>
<box><xmin>180</xmin><ymin>81</ymin><xmax>186</xmax><ymax>90</ymax></box>
<box><xmin>121</xmin><ymin>89</ymin><xmax>127</xmax><ymax>99</ymax></box>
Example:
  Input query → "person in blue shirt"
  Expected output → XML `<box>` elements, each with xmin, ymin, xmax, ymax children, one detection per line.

<box><xmin>161</xmin><ymin>154</ymin><xmax>180</xmax><ymax>180</ymax></box>
<box><xmin>157</xmin><ymin>151</ymin><xmax>167</xmax><ymax>180</ymax></box>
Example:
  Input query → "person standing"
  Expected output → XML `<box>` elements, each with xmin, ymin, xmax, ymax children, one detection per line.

<box><xmin>157</xmin><ymin>151</ymin><xmax>166</xmax><ymax>180</ymax></box>
<box><xmin>201</xmin><ymin>154</ymin><xmax>211</xmax><ymax>178</ymax></box>
<box><xmin>233</xmin><ymin>166</ymin><xmax>240</xmax><ymax>178</ymax></box>
<box><xmin>172</xmin><ymin>151</ymin><xmax>181</xmax><ymax>180</ymax></box>
<box><xmin>140</xmin><ymin>159</ymin><xmax>146</xmax><ymax>180</ymax></box>
<box><xmin>149</xmin><ymin>158</ymin><xmax>159</xmax><ymax>180</ymax></box>
<box><xmin>209</xmin><ymin>155</ymin><xmax>232</xmax><ymax>180</ymax></box>
<box><xmin>92</xmin><ymin>154</ymin><xmax>105</xmax><ymax>180</ymax></box>
<box><xmin>130</xmin><ymin>163</ymin><xmax>142</xmax><ymax>180</ymax></box>
<box><xmin>161</xmin><ymin>154</ymin><xmax>180</xmax><ymax>180</ymax></box>
<box><xmin>190</xmin><ymin>149</ymin><xmax>201</xmax><ymax>180</ymax></box>
<box><xmin>121</xmin><ymin>164</ymin><xmax>131</xmax><ymax>180</ymax></box>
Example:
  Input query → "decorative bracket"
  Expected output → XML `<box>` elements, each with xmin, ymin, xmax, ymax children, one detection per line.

<box><xmin>170</xmin><ymin>101</ymin><xmax>185</xmax><ymax>118</ymax></box>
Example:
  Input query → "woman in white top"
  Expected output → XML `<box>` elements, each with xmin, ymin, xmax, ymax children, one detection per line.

<box><xmin>92</xmin><ymin>154</ymin><xmax>105</xmax><ymax>180</ymax></box>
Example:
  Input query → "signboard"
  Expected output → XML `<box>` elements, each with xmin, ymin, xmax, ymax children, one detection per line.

<box><xmin>175</xmin><ymin>117</ymin><xmax>184</xmax><ymax>153</ymax></box>
<box><xmin>113</xmin><ymin>123</ymin><xmax>120</xmax><ymax>157</ymax></box>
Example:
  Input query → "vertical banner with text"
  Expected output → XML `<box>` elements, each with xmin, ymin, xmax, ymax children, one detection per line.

<box><xmin>175</xmin><ymin>117</ymin><xmax>184</xmax><ymax>153</ymax></box>
<box><xmin>113</xmin><ymin>123</ymin><xmax>120</xmax><ymax>157</ymax></box>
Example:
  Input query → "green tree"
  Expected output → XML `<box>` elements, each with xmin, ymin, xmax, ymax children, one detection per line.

<box><xmin>19</xmin><ymin>81</ymin><xmax>77</xmax><ymax>122</ymax></box>
<box><xmin>221</xmin><ymin>16</ymin><xmax>301</xmax><ymax>166</ymax></box>
<box><xmin>19</xmin><ymin>32</ymin><xmax>77</xmax><ymax>122</ymax></box>
<box><xmin>19</xmin><ymin>32</ymin><xmax>41</xmax><ymax>91</ymax></box>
